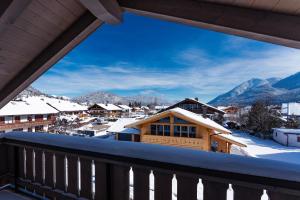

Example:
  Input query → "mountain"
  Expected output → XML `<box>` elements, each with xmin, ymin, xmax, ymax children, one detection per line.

<box><xmin>273</xmin><ymin>72</ymin><xmax>300</xmax><ymax>90</ymax></box>
<box><xmin>209</xmin><ymin>72</ymin><xmax>300</xmax><ymax>106</ymax></box>
<box><xmin>72</xmin><ymin>91</ymin><xmax>170</xmax><ymax>105</ymax></box>
<box><xmin>17</xmin><ymin>86</ymin><xmax>45</xmax><ymax>97</ymax></box>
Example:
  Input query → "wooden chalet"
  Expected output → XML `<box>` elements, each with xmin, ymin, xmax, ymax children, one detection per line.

<box><xmin>126</xmin><ymin>107</ymin><xmax>245</xmax><ymax>153</ymax></box>
<box><xmin>88</xmin><ymin>103</ymin><xmax>122</xmax><ymax>118</ymax></box>
<box><xmin>160</xmin><ymin>98</ymin><xmax>225</xmax><ymax>116</ymax></box>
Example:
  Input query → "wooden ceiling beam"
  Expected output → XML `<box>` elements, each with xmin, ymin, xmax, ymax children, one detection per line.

<box><xmin>79</xmin><ymin>0</ymin><xmax>122</xmax><ymax>24</ymax></box>
<box><xmin>118</xmin><ymin>0</ymin><xmax>300</xmax><ymax>49</ymax></box>
<box><xmin>0</xmin><ymin>0</ymin><xmax>31</xmax><ymax>35</ymax></box>
<box><xmin>0</xmin><ymin>11</ymin><xmax>103</xmax><ymax>108</ymax></box>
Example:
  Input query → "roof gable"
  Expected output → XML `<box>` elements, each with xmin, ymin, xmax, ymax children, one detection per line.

<box><xmin>126</xmin><ymin>107</ymin><xmax>230</xmax><ymax>134</ymax></box>
<box><xmin>161</xmin><ymin>98</ymin><xmax>225</xmax><ymax>114</ymax></box>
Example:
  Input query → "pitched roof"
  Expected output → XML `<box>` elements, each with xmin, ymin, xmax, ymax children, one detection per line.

<box><xmin>98</xmin><ymin>104</ymin><xmax>122</xmax><ymax>111</ymax></box>
<box><xmin>161</xmin><ymin>98</ymin><xmax>225</xmax><ymax>114</ymax></box>
<box><xmin>0</xmin><ymin>99</ymin><xmax>59</xmax><ymax>116</ymax></box>
<box><xmin>118</xmin><ymin>105</ymin><xmax>132</xmax><ymax>110</ymax></box>
<box><xmin>126</xmin><ymin>107</ymin><xmax>231</xmax><ymax>134</ymax></box>
<box><xmin>107</xmin><ymin>118</ymin><xmax>140</xmax><ymax>134</ymax></box>
<box><xmin>26</xmin><ymin>96</ymin><xmax>87</xmax><ymax>112</ymax></box>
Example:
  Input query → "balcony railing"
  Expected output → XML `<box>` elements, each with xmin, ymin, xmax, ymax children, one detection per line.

<box><xmin>0</xmin><ymin>132</ymin><xmax>300</xmax><ymax>200</ymax></box>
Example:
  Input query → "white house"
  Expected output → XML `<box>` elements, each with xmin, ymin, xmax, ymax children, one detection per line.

<box><xmin>281</xmin><ymin>102</ymin><xmax>300</xmax><ymax>116</ymax></box>
<box><xmin>273</xmin><ymin>128</ymin><xmax>300</xmax><ymax>147</ymax></box>
<box><xmin>0</xmin><ymin>99</ymin><xmax>59</xmax><ymax>133</ymax></box>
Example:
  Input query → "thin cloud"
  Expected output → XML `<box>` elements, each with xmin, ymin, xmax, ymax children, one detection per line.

<box><xmin>33</xmin><ymin>46</ymin><xmax>300</xmax><ymax>101</ymax></box>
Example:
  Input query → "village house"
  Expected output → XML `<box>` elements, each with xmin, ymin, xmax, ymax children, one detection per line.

<box><xmin>160</xmin><ymin>98</ymin><xmax>225</xmax><ymax>121</ymax></box>
<box><xmin>273</xmin><ymin>128</ymin><xmax>300</xmax><ymax>147</ymax></box>
<box><xmin>218</xmin><ymin>106</ymin><xmax>241</xmax><ymax>126</ymax></box>
<box><xmin>122</xmin><ymin>107</ymin><xmax>245</xmax><ymax>153</ymax></box>
<box><xmin>281</xmin><ymin>102</ymin><xmax>300</xmax><ymax>124</ymax></box>
<box><xmin>0</xmin><ymin>99</ymin><xmax>58</xmax><ymax>133</ymax></box>
<box><xmin>118</xmin><ymin>104</ymin><xmax>132</xmax><ymax>117</ymax></box>
<box><xmin>107</xmin><ymin>118</ymin><xmax>140</xmax><ymax>141</ymax></box>
<box><xmin>40</xmin><ymin>97</ymin><xmax>88</xmax><ymax>116</ymax></box>
<box><xmin>88</xmin><ymin>103</ymin><xmax>122</xmax><ymax>118</ymax></box>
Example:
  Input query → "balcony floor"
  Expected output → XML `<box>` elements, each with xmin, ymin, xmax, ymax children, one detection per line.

<box><xmin>0</xmin><ymin>190</ymin><xmax>31</xmax><ymax>200</ymax></box>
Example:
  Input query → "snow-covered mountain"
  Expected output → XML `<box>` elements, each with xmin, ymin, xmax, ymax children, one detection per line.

<box><xmin>72</xmin><ymin>91</ymin><xmax>170</xmax><ymax>105</ymax></box>
<box><xmin>209</xmin><ymin>72</ymin><xmax>300</xmax><ymax>106</ymax></box>
<box><xmin>17</xmin><ymin>86</ymin><xmax>45</xmax><ymax>97</ymax></box>
<box><xmin>273</xmin><ymin>72</ymin><xmax>300</xmax><ymax>90</ymax></box>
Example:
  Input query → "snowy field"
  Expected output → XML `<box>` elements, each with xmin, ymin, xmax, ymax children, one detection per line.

<box><xmin>230</xmin><ymin>131</ymin><xmax>300</xmax><ymax>165</ymax></box>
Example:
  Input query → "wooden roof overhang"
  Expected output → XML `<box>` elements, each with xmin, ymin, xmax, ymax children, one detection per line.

<box><xmin>211</xmin><ymin>133</ymin><xmax>247</xmax><ymax>147</ymax></box>
<box><xmin>126</xmin><ymin>108</ymin><xmax>231</xmax><ymax>134</ymax></box>
<box><xmin>2</xmin><ymin>0</ymin><xmax>300</xmax><ymax>108</ymax></box>
<box><xmin>0</xmin><ymin>0</ymin><xmax>122</xmax><ymax>108</ymax></box>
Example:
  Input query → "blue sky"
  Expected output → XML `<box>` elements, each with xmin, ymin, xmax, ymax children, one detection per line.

<box><xmin>32</xmin><ymin>13</ymin><xmax>300</xmax><ymax>103</ymax></box>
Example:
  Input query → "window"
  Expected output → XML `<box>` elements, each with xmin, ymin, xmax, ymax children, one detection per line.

<box><xmin>298</xmin><ymin>136</ymin><xmax>300</xmax><ymax>143</ymax></box>
<box><xmin>157</xmin><ymin>117</ymin><xmax>170</xmax><ymax>123</ymax></box>
<box><xmin>13</xmin><ymin>128</ymin><xmax>23</xmax><ymax>132</ymax></box>
<box><xmin>174</xmin><ymin>126</ymin><xmax>180</xmax><ymax>137</ymax></box>
<box><xmin>164</xmin><ymin>125</ymin><xmax>170</xmax><ymax>136</ymax></box>
<box><xmin>189</xmin><ymin>127</ymin><xmax>196</xmax><ymax>138</ymax></box>
<box><xmin>174</xmin><ymin>117</ymin><xmax>189</xmax><ymax>124</ymax></box>
<box><xmin>5</xmin><ymin>116</ymin><xmax>13</xmax><ymax>124</ymax></box>
<box><xmin>150</xmin><ymin>125</ymin><xmax>156</xmax><ymax>135</ymax></box>
<box><xmin>0</xmin><ymin>130</ymin><xmax>5</xmax><ymax>133</ymax></box>
<box><xmin>181</xmin><ymin>126</ymin><xmax>188</xmax><ymax>137</ymax></box>
<box><xmin>20</xmin><ymin>115</ymin><xmax>28</xmax><ymax>122</ymax></box>
<box><xmin>157</xmin><ymin>125</ymin><xmax>163</xmax><ymax>136</ymax></box>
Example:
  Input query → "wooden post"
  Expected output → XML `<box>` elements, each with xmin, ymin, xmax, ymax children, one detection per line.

<box><xmin>170</xmin><ymin>115</ymin><xmax>174</xmax><ymax>136</ymax></box>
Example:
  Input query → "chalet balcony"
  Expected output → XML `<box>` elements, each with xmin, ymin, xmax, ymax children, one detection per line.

<box><xmin>0</xmin><ymin>120</ymin><xmax>53</xmax><ymax>132</ymax></box>
<box><xmin>0</xmin><ymin>132</ymin><xmax>300</xmax><ymax>200</ymax></box>
<box><xmin>141</xmin><ymin>135</ymin><xmax>204</xmax><ymax>150</ymax></box>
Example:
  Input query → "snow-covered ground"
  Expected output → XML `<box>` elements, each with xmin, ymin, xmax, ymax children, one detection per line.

<box><xmin>231</xmin><ymin>131</ymin><xmax>300</xmax><ymax>165</ymax></box>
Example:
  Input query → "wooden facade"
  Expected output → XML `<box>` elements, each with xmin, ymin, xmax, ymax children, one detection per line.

<box><xmin>0</xmin><ymin>114</ymin><xmax>55</xmax><ymax>133</ymax></box>
<box><xmin>160</xmin><ymin>98</ymin><xmax>225</xmax><ymax>116</ymax></box>
<box><xmin>88</xmin><ymin>104</ymin><xmax>122</xmax><ymax>118</ymax></box>
<box><xmin>126</xmin><ymin>108</ymin><xmax>245</xmax><ymax>153</ymax></box>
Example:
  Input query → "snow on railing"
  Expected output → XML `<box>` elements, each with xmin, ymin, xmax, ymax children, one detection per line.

<box><xmin>0</xmin><ymin>132</ymin><xmax>300</xmax><ymax>200</ymax></box>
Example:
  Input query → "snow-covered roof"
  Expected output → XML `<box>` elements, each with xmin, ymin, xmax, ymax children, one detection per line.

<box><xmin>25</xmin><ymin>96</ymin><xmax>87</xmax><ymax>112</ymax></box>
<box><xmin>97</xmin><ymin>104</ymin><xmax>122</xmax><ymax>111</ymax></box>
<box><xmin>155</xmin><ymin>105</ymin><xmax>169</xmax><ymax>110</ymax></box>
<box><xmin>107</xmin><ymin>118</ymin><xmax>140</xmax><ymax>134</ymax></box>
<box><xmin>273</xmin><ymin>128</ymin><xmax>300</xmax><ymax>134</ymax></box>
<box><xmin>141</xmin><ymin>106</ymin><xmax>149</xmax><ymax>110</ymax></box>
<box><xmin>0</xmin><ymin>99</ymin><xmax>59</xmax><ymax>116</ymax></box>
<box><xmin>118</xmin><ymin>105</ymin><xmax>132</xmax><ymax>110</ymax></box>
<box><xmin>126</xmin><ymin>107</ymin><xmax>231</xmax><ymax>134</ymax></box>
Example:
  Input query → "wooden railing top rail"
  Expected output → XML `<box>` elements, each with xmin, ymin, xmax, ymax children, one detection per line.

<box><xmin>1</xmin><ymin>132</ymin><xmax>300</xmax><ymax>194</ymax></box>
